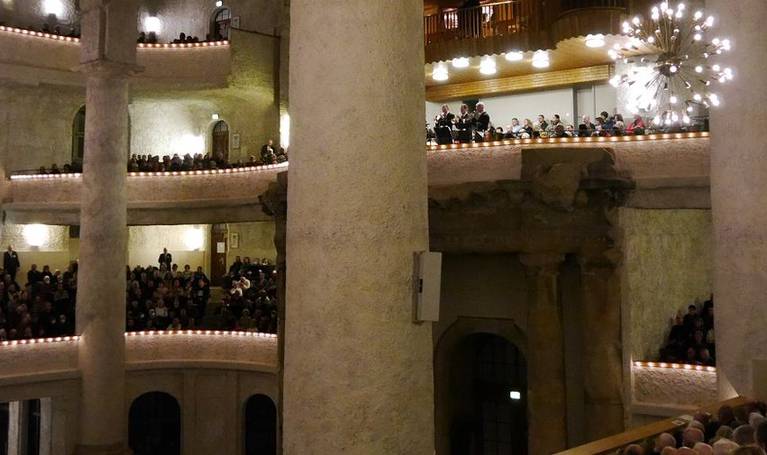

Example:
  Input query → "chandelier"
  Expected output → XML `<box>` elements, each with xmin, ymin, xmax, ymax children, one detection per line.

<box><xmin>608</xmin><ymin>2</ymin><xmax>733</xmax><ymax>126</ymax></box>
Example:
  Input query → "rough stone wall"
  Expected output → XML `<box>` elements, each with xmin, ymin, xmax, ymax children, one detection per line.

<box><xmin>633</xmin><ymin>366</ymin><xmax>717</xmax><ymax>407</ymax></box>
<box><xmin>434</xmin><ymin>253</ymin><xmax>528</xmax><ymax>344</ymax></box>
<box><xmin>619</xmin><ymin>208</ymin><xmax>713</xmax><ymax>361</ymax></box>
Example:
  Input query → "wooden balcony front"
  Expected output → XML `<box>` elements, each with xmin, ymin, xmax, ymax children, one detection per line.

<box><xmin>424</xmin><ymin>0</ymin><xmax>634</xmax><ymax>63</ymax></box>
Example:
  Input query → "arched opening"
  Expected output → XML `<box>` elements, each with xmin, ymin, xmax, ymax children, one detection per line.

<box><xmin>243</xmin><ymin>394</ymin><xmax>276</xmax><ymax>455</ymax></box>
<box><xmin>444</xmin><ymin>333</ymin><xmax>527</xmax><ymax>455</ymax></box>
<box><xmin>211</xmin><ymin>120</ymin><xmax>230</xmax><ymax>162</ymax></box>
<box><xmin>71</xmin><ymin>106</ymin><xmax>86</xmax><ymax>167</ymax></box>
<box><xmin>129</xmin><ymin>392</ymin><xmax>181</xmax><ymax>455</ymax></box>
<box><xmin>211</xmin><ymin>8</ymin><xmax>232</xmax><ymax>41</ymax></box>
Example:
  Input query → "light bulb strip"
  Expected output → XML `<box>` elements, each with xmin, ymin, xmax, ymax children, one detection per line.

<box><xmin>10</xmin><ymin>162</ymin><xmax>289</xmax><ymax>181</ymax></box>
<box><xmin>0</xmin><ymin>26</ymin><xmax>230</xmax><ymax>49</ymax></box>
<box><xmin>427</xmin><ymin>131</ymin><xmax>709</xmax><ymax>151</ymax></box>
<box><xmin>633</xmin><ymin>360</ymin><xmax>716</xmax><ymax>373</ymax></box>
<box><xmin>125</xmin><ymin>330</ymin><xmax>277</xmax><ymax>339</ymax></box>
<box><xmin>0</xmin><ymin>336</ymin><xmax>79</xmax><ymax>347</ymax></box>
<box><xmin>0</xmin><ymin>330</ymin><xmax>279</xmax><ymax>348</ymax></box>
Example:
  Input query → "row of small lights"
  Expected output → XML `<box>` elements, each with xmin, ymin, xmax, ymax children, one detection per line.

<box><xmin>0</xmin><ymin>330</ymin><xmax>277</xmax><ymax>347</ymax></box>
<box><xmin>427</xmin><ymin>131</ymin><xmax>709</xmax><ymax>151</ymax></box>
<box><xmin>634</xmin><ymin>360</ymin><xmax>716</xmax><ymax>373</ymax></box>
<box><xmin>0</xmin><ymin>25</ymin><xmax>229</xmax><ymax>49</ymax></box>
<box><xmin>8</xmin><ymin>133</ymin><xmax>709</xmax><ymax>180</ymax></box>
<box><xmin>432</xmin><ymin>34</ymin><xmax>607</xmax><ymax>82</ymax></box>
<box><xmin>10</xmin><ymin>162</ymin><xmax>289</xmax><ymax>181</ymax></box>
<box><xmin>125</xmin><ymin>330</ymin><xmax>277</xmax><ymax>339</ymax></box>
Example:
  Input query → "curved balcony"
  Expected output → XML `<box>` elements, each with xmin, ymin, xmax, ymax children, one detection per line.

<box><xmin>549</xmin><ymin>0</ymin><xmax>629</xmax><ymax>45</ymax></box>
<box><xmin>4</xmin><ymin>163</ymin><xmax>287</xmax><ymax>225</ymax></box>
<box><xmin>0</xmin><ymin>25</ymin><xmax>232</xmax><ymax>89</ymax></box>
<box><xmin>2</xmin><ymin>133</ymin><xmax>710</xmax><ymax>227</ymax></box>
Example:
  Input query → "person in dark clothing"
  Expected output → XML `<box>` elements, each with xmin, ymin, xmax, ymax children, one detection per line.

<box><xmin>473</xmin><ymin>102</ymin><xmax>491</xmax><ymax>141</ymax></box>
<box><xmin>3</xmin><ymin>246</ymin><xmax>19</xmax><ymax>281</ymax></box>
<box><xmin>261</xmin><ymin>139</ymin><xmax>276</xmax><ymax>164</ymax></box>
<box><xmin>158</xmin><ymin>248</ymin><xmax>172</xmax><ymax>270</ymax></box>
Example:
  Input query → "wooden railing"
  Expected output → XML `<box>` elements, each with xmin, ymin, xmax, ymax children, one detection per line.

<box><xmin>555</xmin><ymin>396</ymin><xmax>751</xmax><ymax>455</ymax></box>
<box><xmin>560</xmin><ymin>0</ymin><xmax>627</xmax><ymax>11</ymax></box>
<box><xmin>424</xmin><ymin>1</ymin><xmax>539</xmax><ymax>46</ymax></box>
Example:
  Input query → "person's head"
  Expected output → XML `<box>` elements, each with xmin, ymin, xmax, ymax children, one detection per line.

<box><xmin>686</xmin><ymin>347</ymin><xmax>696</xmax><ymax>360</ymax></box>
<box><xmin>750</xmin><ymin>412</ymin><xmax>766</xmax><ymax>429</ymax></box>
<box><xmin>6</xmin><ymin>246</ymin><xmax>12</xmax><ymax>252</ymax></box>
<box><xmin>31</xmin><ymin>264</ymin><xmax>37</xmax><ymax>271</ymax></box>
<box><xmin>756</xmin><ymin>421</ymin><xmax>767</xmax><ymax>450</ymax></box>
<box><xmin>719</xmin><ymin>406</ymin><xmax>736</xmax><ymax>425</ymax></box>
<box><xmin>511</xmin><ymin>117</ymin><xmax>519</xmax><ymax>126</ymax></box>
<box><xmin>655</xmin><ymin>432</ymin><xmax>676</xmax><ymax>451</ymax></box>
<box><xmin>267</xmin><ymin>139</ymin><xmax>274</xmax><ymax>146</ymax></box>
<box><xmin>693</xmin><ymin>443</ymin><xmax>713</xmax><ymax>455</ymax></box>
<box><xmin>441</xmin><ymin>104</ymin><xmax>450</xmax><ymax>114</ymax></box>
<box><xmin>616</xmin><ymin>113</ymin><xmax>624</xmax><ymax>122</ymax></box>
<box><xmin>537</xmin><ymin>114</ymin><xmax>545</xmax><ymax>123</ymax></box>
<box><xmin>622</xmin><ymin>444</ymin><xmax>644</xmax><ymax>455</ymax></box>
<box><xmin>688</xmin><ymin>304</ymin><xmax>697</xmax><ymax>315</ymax></box>
<box><xmin>713</xmin><ymin>438</ymin><xmax>739</xmax><ymax>455</ymax></box>
<box><xmin>660</xmin><ymin>447</ymin><xmax>677</xmax><ymax>455</ymax></box>
<box><xmin>163</xmin><ymin>248</ymin><xmax>168</xmax><ymax>253</ymax></box>
<box><xmin>553</xmin><ymin>114</ymin><xmax>561</xmax><ymax>121</ymax></box>
<box><xmin>524</xmin><ymin>118</ymin><xmax>532</xmax><ymax>127</ymax></box>
<box><xmin>733</xmin><ymin>424</ymin><xmax>756</xmax><ymax>446</ymax></box>
<box><xmin>460</xmin><ymin>103</ymin><xmax>468</xmax><ymax>114</ymax></box>
<box><xmin>476</xmin><ymin>102</ymin><xmax>485</xmax><ymax>113</ymax></box>
<box><xmin>601</xmin><ymin>111</ymin><xmax>610</xmax><ymax>120</ymax></box>
<box><xmin>683</xmin><ymin>427</ymin><xmax>704</xmax><ymax>447</ymax></box>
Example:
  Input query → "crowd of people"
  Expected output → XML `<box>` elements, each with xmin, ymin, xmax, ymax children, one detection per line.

<box><xmin>137</xmin><ymin>31</ymin><xmax>224</xmax><ymax>45</ymax></box>
<box><xmin>0</xmin><ymin>246</ymin><xmax>278</xmax><ymax>340</ymax></box>
<box><xmin>659</xmin><ymin>296</ymin><xmax>716</xmax><ymax>366</ymax></box>
<box><xmin>618</xmin><ymin>401</ymin><xmax>767</xmax><ymax>455</ymax></box>
<box><xmin>426</xmin><ymin>102</ymin><xmax>700</xmax><ymax>145</ymax></box>
<box><xmin>29</xmin><ymin>140</ymin><xmax>287</xmax><ymax>175</ymax></box>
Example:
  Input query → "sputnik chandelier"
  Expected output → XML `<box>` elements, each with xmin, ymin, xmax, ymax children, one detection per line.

<box><xmin>607</xmin><ymin>2</ymin><xmax>733</xmax><ymax>126</ymax></box>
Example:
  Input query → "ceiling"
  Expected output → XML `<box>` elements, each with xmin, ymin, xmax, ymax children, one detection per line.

<box><xmin>424</xmin><ymin>34</ymin><xmax>656</xmax><ymax>87</ymax></box>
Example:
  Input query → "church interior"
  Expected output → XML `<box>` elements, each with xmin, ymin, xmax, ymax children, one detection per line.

<box><xmin>0</xmin><ymin>0</ymin><xmax>764</xmax><ymax>454</ymax></box>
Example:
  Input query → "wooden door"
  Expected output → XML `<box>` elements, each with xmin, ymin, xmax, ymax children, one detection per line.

<box><xmin>212</xmin><ymin>120</ymin><xmax>229</xmax><ymax>161</ymax></box>
<box><xmin>210</xmin><ymin>224</ymin><xmax>227</xmax><ymax>287</ymax></box>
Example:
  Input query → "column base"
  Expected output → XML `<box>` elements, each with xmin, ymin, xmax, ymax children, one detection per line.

<box><xmin>74</xmin><ymin>442</ymin><xmax>130</xmax><ymax>455</ymax></box>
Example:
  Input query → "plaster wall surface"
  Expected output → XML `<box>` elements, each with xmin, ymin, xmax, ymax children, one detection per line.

<box><xmin>619</xmin><ymin>208</ymin><xmax>713</xmax><ymax>361</ymax></box>
<box><xmin>127</xmin><ymin>224</ymin><xmax>210</xmax><ymax>270</ymax></box>
<box><xmin>226</xmin><ymin>221</ymin><xmax>276</xmax><ymax>267</ymax></box>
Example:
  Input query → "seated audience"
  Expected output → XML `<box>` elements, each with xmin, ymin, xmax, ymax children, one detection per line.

<box><xmin>659</xmin><ymin>296</ymin><xmax>715</xmax><ymax>365</ymax></box>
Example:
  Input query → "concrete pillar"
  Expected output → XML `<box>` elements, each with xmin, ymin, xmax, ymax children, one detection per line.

<box><xmin>579</xmin><ymin>253</ymin><xmax>624</xmax><ymax>440</ymax></box>
<box><xmin>284</xmin><ymin>1</ymin><xmax>433</xmax><ymax>453</ymax></box>
<box><xmin>520</xmin><ymin>253</ymin><xmax>567</xmax><ymax>454</ymax></box>
<box><xmin>708</xmin><ymin>0</ymin><xmax>767</xmax><ymax>398</ymax></box>
<box><xmin>75</xmin><ymin>1</ymin><xmax>138</xmax><ymax>454</ymax></box>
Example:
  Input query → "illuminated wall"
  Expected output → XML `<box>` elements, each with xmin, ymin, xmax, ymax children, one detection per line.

<box><xmin>128</xmin><ymin>225</ymin><xmax>210</xmax><ymax>271</ymax></box>
<box><xmin>620</xmin><ymin>208</ymin><xmax>713</xmax><ymax>361</ymax></box>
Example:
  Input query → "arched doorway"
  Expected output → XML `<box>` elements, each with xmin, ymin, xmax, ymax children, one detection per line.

<box><xmin>444</xmin><ymin>333</ymin><xmax>527</xmax><ymax>455</ymax></box>
<box><xmin>243</xmin><ymin>394</ymin><xmax>276</xmax><ymax>455</ymax></box>
<box><xmin>211</xmin><ymin>120</ymin><xmax>230</xmax><ymax>162</ymax></box>
<box><xmin>129</xmin><ymin>392</ymin><xmax>181</xmax><ymax>455</ymax></box>
<box><xmin>211</xmin><ymin>8</ymin><xmax>232</xmax><ymax>41</ymax></box>
<box><xmin>71</xmin><ymin>106</ymin><xmax>86</xmax><ymax>166</ymax></box>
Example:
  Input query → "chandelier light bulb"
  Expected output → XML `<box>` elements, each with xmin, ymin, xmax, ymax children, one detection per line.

<box><xmin>694</xmin><ymin>11</ymin><xmax>703</xmax><ymax>20</ymax></box>
<box><xmin>695</xmin><ymin>65</ymin><xmax>703</xmax><ymax>73</ymax></box>
<box><xmin>705</xmin><ymin>16</ymin><xmax>714</xmax><ymax>27</ymax></box>
<box><xmin>670</xmin><ymin>95</ymin><xmax>678</xmax><ymax>104</ymax></box>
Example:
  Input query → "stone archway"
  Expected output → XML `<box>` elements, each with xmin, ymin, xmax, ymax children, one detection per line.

<box><xmin>434</xmin><ymin>317</ymin><xmax>527</xmax><ymax>455</ymax></box>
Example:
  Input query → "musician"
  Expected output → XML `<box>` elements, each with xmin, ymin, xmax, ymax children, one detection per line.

<box><xmin>434</xmin><ymin>104</ymin><xmax>455</xmax><ymax>145</ymax></box>
<box><xmin>434</xmin><ymin>104</ymin><xmax>455</xmax><ymax>128</ymax></box>
<box><xmin>473</xmin><ymin>102</ymin><xmax>491</xmax><ymax>141</ymax></box>
<box><xmin>455</xmin><ymin>104</ymin><xmax>472</xmax><ymax>130</ymax></box>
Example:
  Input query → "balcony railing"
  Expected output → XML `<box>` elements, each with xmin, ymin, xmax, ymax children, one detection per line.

<box><xmin>560</xmin><ymin>0</ymin><xmax>627</xmax><ymax>11</ymax></box>
<box><xmin>424</xmin><ymin>1</ymin><xmax>537</xmax><ymax>45</ymax></box>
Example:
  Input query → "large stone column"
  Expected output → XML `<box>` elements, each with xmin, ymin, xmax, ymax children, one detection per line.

<box><xmin>75</xmin><ymin>1</ymin><xmax>137</xmax><ymax>453</ymax></box>
<box><xmin>579</xmin><ymin>252</ymin><xmax>624</xmax><ymax>440</ymax></box>
<box><xmin>521</xmin><ymin>253</ymin><xmax>567</xmax><ymax>454</ymax></box>
<box><xmin>708</xmin><ymin>0</ymin><xmax>767</xmax><ymax>398</ymax></box>
<box><xmin>283</xmin><ymin>1</ymin><xmax>433</xmax><ymax>453</ymax></box>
